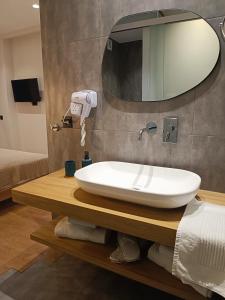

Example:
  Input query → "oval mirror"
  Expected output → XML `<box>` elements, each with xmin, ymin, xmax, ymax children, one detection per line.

<box><xmin>102</xmin><ymin>9</ymin><xmax>220</xmax><ymax>102</ymax></box>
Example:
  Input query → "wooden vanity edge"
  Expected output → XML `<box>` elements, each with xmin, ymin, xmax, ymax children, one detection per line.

<box><xmin>12</xmin><ymin>189</ymin><xmax>176</xmax><ymax>247</ymax></box>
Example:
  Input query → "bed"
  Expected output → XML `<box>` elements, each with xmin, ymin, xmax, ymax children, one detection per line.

<box><xmin>0</xmin><ymin>148</ymin><xmax>49</xmax><ymax>201</ymax></box>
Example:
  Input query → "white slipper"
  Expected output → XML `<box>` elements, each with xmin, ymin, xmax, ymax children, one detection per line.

<box><xmin>110</xmin><ymin>233</ymin><xmax>140</xmax><ymax>263</ymax></box>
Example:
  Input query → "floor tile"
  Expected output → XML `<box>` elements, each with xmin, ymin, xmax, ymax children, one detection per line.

<box><xmin>0</xmin><ymin>255</ymin><xmax>179</xmax><ymax>300</ymax></box>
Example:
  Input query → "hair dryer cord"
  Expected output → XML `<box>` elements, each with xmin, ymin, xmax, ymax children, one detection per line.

<box><xmin>81</xmin><ymin>120</ymin><xmax>86</xmax><ymax>147</ymax></box>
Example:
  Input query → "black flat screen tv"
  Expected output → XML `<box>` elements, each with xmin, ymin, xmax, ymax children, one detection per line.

<box><xmin>11</xmin><ymin>78</ymin><xmax>41</xmax><ymax>105</ymax></box>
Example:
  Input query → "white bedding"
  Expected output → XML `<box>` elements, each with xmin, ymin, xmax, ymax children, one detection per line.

<box><xmin>0</xmin><ymin>148</ymin><xmax>49</xmax><ymax>192</ymax></box>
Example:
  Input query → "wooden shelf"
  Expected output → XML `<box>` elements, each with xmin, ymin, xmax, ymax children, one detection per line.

<box><xmin>12</xmin><ymin>169</ymin><xmax>225</xmax><ymax>247</ymax></box>
<box><xmin>31</xmin><ymin>219</ymin><xmax>205</xmax><ymax>300</ymax></box>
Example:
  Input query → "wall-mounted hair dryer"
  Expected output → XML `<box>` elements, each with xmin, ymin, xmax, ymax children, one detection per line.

<box><xmin>71</xmin><ymin>90</ymin><xmax>97</xmax><ymax>125</ymax></box>
<box><xmin>50</xmin><ymin>90</ymin><xmax>97</xmax><ymax>147</ymax></box>
<box><xmin>70</xmin><ymin>90</ymin><xmax>97</xmax><ymax>147</ymax></box>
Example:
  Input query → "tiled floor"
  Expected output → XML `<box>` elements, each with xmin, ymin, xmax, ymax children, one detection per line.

<box><xmin>0</xmin><ymin>291</ymin><xmax>14</xmax><ymax>300</ymax></box>
<box><xmin>0</xmin><ymin>255</ymin><xmax>180</xmax><ymax>300</ymax></box>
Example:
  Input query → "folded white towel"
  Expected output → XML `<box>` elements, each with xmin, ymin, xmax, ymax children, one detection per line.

<box><xmin>172</xmin><ymin>198</ymin><xmax>225</xmax><ymax>298</ymax></box>
<box><xmin>148</xmin><ymin>243</ymin><xmax>212</xmax><ymax>298</ymax></box>
<box><xmin>55</xmin><ymin>217</ymin><xmax>107</xmax><ymax>244</ymax></box>
<box><xmin>148</xmin><ymin>243</ymin><xmax>173</xmax><ymax>273</ymax></box>
<box><xmin>68</xmin><ymin>217</ymin><xmax>96</xmax><ymax>229</ymax></box>
<box><xmin>110</xmin><ymin>233</ymin><xmax>140</xmax><ymax>263</ymax></box>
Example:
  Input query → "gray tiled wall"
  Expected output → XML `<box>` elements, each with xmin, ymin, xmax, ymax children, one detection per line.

<box><xmin>40</xmin><ymin>0</ymin><xmax>225</xmax><ymax>192</ymax></box>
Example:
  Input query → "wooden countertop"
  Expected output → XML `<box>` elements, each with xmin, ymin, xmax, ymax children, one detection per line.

<box><xmin>12</xmin><ymin>169</ymin><xmax>225</xmax><ymax>247</ymax></box>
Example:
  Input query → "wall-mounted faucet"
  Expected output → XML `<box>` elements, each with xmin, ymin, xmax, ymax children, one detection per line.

<box><xmin>138</xmin><ymin>122</ymin><xmax>157</xmax><ymax>140</ymax></box>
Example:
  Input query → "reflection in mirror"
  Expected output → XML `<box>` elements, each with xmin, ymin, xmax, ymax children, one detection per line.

<box><xmin>220</xmin><ymin>17</ymin><xmax>225</xmax><ymax>41</ymax></box>
<box><xmin>102</xmin><ymin>9</ymin><xmax>220</xmax><ymax>102</ymax></box>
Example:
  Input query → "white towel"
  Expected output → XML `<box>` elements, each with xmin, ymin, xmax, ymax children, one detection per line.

<box><xmin>55</xmin><ymin>217</ymin><xmax>108</xmax><ymax>244</ymax></box>
<box><xmin>148</xmin><ymin>243</ymin><xmax>174</xmax><ymax>273</ymax></box>
<box><xmin>148</xmin><ymin>243</ymin><xmax>212</xmax><ymax>298</ymax></box>
<box><xmin>172</xmin><ymin>198</ymin><xmax>225</xmax><ymax>298</ymax></box>
<box><xmin>68</xmin><ymin>217</ymin><xmax>96</xmax><ymax>229</ymax></box>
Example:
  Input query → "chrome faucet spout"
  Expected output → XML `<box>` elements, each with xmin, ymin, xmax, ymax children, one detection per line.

<box><xmin>138</xmin><ymin>128</ymin><xmax>146</xmax><ymax>140</ymax></box>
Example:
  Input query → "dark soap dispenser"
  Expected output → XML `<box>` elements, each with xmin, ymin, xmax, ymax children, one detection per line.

<box><xmin>82</xmin><ymin>151</ymin><xmax>92</xmax><ymax>168</ymax></box>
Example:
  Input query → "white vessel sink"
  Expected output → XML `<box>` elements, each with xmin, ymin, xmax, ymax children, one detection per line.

<box><xmin>75</xmin><ymin>161</ymin><xmax>201</xmax><ymax>209</ymax></box>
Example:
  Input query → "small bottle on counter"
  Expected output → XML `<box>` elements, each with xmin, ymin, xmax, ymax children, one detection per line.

<box><xmin>82</xmin><ymin>151</ymin><xmax>92</xmax><ymax>168</ymax></box>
